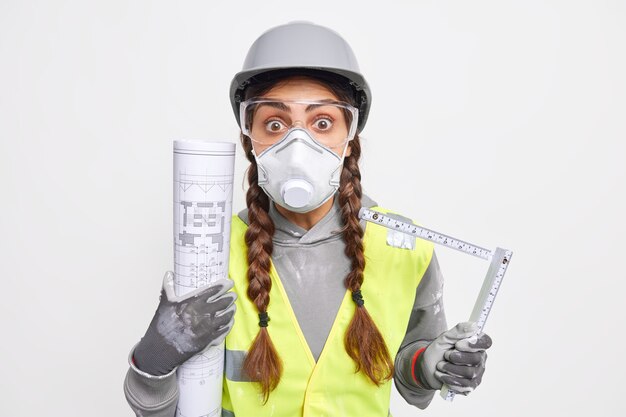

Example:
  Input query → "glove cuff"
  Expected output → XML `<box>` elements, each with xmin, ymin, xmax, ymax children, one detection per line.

<box><xmin>129</xmin><ymin>342</ymin><xmax>178</xmax><ymax>380</ymax></box>
<box><xmin>411</xmin><ymin>347</ymin><xmax>428</xmax><ymax>388</ymax></box>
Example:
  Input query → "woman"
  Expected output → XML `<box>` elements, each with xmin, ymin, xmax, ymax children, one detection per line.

<box><xmin>124</xmin><ymin>21</ymin><xmax>492</xmax><ymax>417</ymax></box>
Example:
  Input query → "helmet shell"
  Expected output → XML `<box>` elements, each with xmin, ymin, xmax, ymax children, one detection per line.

<box><xmin>230</xmin><ymin>21</ymin><xmax>371</xmax><ymax>133</ymax></box>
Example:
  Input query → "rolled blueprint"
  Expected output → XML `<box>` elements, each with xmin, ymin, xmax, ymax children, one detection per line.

<box><xmin>173</xmin><ymin>140</ymin><xmax>235</xmax><ymax>417</ymax></box>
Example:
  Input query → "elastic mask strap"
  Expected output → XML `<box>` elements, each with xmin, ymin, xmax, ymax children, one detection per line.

<box><xmin>329</xmin><ymin>140</ymin><xmax>351</xmax><ymax>186</ymax></box>
<box><xmin>330</xmin><ymin>165</ymin><xmax>342</xmax><ymax>187</ymax></box>
<box><xmin>251</xmin><ymin>148</ymin><xmax>269</xmax><ymax>185</ymax></box>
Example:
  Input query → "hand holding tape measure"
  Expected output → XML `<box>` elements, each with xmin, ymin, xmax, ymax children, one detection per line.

<box><xmin>359</xmin><ymin>208</ymin><xmax>513</xmax><ymax>402</ymax></box>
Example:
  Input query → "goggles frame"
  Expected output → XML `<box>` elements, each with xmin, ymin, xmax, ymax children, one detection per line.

<box><xmin>239</xmin><ymin>98</ymin><xmax>359</xmax><ymax>149</ymax></box>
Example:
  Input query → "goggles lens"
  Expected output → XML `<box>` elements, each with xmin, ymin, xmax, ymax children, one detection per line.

<box><xmin>240</xmin><ymin>99</ymin><xmax>359</xmax><ymax>149</ymax></box>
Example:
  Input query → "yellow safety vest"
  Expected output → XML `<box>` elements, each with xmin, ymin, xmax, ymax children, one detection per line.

<box><xmin>222</xmin><ymin>207</ymin><xmax>434</xmax><ymax>417</ymax></box>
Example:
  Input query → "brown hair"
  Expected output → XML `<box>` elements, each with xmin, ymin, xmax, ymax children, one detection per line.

<box><xmin>240</xmin><ymin>71</ymin><xmax>393</xmax><ymax>402</ymax></box>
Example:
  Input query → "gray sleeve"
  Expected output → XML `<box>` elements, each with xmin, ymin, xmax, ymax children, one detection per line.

<box><xmin>123</xmin><ymin>346</ymin><xmax>179</xmax><ymax>417</ymax></box>
<box><xmin>393</xmin><ymin>251</ymin><xmax>448</xmax><ymax>410</ymax></box>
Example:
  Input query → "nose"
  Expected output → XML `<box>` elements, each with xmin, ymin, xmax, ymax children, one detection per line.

<box><xmin>291</xmin><ymin>120</ymin><xmax>305</xmax><ymax>129</ymax></box>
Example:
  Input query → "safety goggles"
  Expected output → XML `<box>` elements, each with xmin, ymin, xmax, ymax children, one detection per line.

<box><xmin>240</xmin><ymin>98</ymin><xmax>359</xmax><ymax>149</ymax></box>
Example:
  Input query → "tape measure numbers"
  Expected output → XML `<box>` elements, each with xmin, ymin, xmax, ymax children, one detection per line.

<box><xmin>358</xmin><ymin>208</ymin><xmax>513</xmax><ymax>402</ymax></box>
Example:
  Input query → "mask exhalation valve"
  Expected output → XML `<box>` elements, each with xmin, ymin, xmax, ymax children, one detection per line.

<box><xmin>281</xmin><ymin>179</ymin><xmax>314</xmax><ymax>209</ymax></box>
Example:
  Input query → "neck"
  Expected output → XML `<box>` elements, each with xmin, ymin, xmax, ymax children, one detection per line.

<box><xmin>274</xmin><ymin>197</ymin><xmax>335</xmax><ymax>230</ymax></box>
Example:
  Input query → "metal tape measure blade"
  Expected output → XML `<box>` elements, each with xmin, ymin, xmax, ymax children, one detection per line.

<box><xmin>358</xmin><ymin>208</ymin><xmax>513</xmax><ymax>402</ymax></box>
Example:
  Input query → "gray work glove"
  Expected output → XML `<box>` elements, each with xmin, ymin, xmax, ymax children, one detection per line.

<box><xmin>133</xmin><ymin>271</ymin><xmax>237</xmax><ymax>376</ymax></box>
<box><xmin>415</xmin><ymin>322</ymin><xmax>492</xmax><ymax>395</ymax></box>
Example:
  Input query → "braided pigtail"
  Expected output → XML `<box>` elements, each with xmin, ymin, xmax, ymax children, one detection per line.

<box><xmin>241</xmin><ymin>136</ymin><xmax>283</xmax><ymax>403</ymax></box>
<box><xmin>339</xmin><ymin>137</ymin><xmax>395</xmax><ymax>384</ymax></box>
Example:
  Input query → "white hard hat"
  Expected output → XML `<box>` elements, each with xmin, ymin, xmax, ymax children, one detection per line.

<box><xmin>230</xmin><ymin>21</ymin><xmax>371</xmax><ymax>133</ymax></box>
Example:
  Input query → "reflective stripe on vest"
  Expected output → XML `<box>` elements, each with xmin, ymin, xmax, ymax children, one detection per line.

<box><xmin>222</xmin><ymin>206</ymin><xmax>434</xmax><ymax>417</ymax></box>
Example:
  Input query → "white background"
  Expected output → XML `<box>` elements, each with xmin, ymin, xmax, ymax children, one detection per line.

<box><xmin>1</xmin><ymin>1</ymin><xmax>624</xmax><ymax>416</ymax></box>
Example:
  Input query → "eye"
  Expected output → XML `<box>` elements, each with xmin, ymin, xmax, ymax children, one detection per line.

<box><xmin>313</xmin><ymin>117</ymin><xmax>333</xmax><ymax>131</ymax></box>
<box><xmin>265</xmin><ymin>119</ymin><xmax>286</xmax><ymax>133</ymax></box>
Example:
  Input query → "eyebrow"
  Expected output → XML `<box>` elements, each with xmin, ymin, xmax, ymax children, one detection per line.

<box><xmin>305</xmin><ymin>101</ymin><xmax>331</xmax><ymax>112</ymax></box>
<box><xmin>259</xmin><ymin>101</ymin><xmax>290</xmax><ymax>111</ymax></box>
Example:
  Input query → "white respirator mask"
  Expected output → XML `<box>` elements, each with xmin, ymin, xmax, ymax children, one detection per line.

<box><xmin>253</xmin><ymin>128</ymin><xmax>347</xmax><ymax>213</ymax></box>
<box><xmin>241</xmin><ymin>98</ymin><xmax>358</xmax><ymax>213</ymax></box>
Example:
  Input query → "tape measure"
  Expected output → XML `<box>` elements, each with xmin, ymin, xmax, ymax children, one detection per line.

<box><xmin>358</xmin><ymin>208</ymin><xmax>513</xmax><ymax>402</ymax></box>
